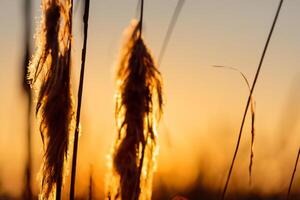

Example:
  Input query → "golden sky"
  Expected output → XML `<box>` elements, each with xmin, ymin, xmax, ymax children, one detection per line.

<box><xmin>0</xmin><ymin>0</ymin><xmax>300</xmax><ymax>198</ymax></box>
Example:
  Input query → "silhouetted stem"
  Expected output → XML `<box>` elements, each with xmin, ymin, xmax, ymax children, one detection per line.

<box><xmin>139</xmin><ymin>0</ymin><xmax>144</xmax><ymax>38</ymax></box>
<box><xmin>69</xmin><ymin>0</ymin><xmax>90</xmax><ymax>199</ymax></box>
<box><xmin>157</xmin><ymin>0</ymin><xmax>185</xmax><ymax>65</ymax></box>
<box><xmin>22</xmin><ymin>0</ymin><xmax>33</xmax><ymax>199</ymax></box>
<box><xmin>287</xmin><ymin>148</ymin><xmax>300</xmax><ymax>200</ymax></box>
<box><xmin>89</xmin><ymin>166</ymin><xmax>93</xmax><ymax>200</ymax></box>
<box><xmin>221</xmin><ymin>0</ymin><xmax>284</xmax><ymax>199</ymax></box>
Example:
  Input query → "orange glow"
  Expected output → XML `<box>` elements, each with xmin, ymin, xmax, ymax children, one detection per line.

<box><xmin>1</xmin><ymin>1</ymin><xmax>300</xmax><ymax>199</ymax></box>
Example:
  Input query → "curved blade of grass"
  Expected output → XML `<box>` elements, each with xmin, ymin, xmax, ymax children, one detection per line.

<box><xmin>221</xmin><ymin>0</ymin><xmax>284</xmax><ymax>199</ymax></box>
<box><xmin>213</xmin><ymin>65</ymin><xmax>255</xmax><ymax>186</ymax></box>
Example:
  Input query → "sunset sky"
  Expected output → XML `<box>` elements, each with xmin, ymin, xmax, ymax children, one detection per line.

<box><xmin>0</xmin><ymin>0</ymin><xmax>300</xmax><ymax>198</ymax></box>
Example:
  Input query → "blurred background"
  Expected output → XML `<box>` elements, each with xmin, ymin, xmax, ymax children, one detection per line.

<box><xmin>0</xmin><ymin>0</ymin><xmax>300</xmax><ymax>199</ymax></box>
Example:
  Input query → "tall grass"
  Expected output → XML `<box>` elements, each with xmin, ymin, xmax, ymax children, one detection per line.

<box><xmin>28</xmin><ymin>0</ymin><xmax>74</xmax><ymax>199</ymax></box>
<box><xmin>69</xmin><ymin>0</ymin><xmax>90</xmax><ymax>199</ymax></box>
<box><xmin>221</xmin><ymin>0</ymin><xmax>284</xmax><ymax>199</ymax></box>
<box><xmin>22</xmin><ymin>0</ymin><xmax>33</xmax><ymax>199</ymax></box>
<box><xmin>14</xmin><ymin>0</ymin><xmax>294</xmax><ymax>199</ymax></box>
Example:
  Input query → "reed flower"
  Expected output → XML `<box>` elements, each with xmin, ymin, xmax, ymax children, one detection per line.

<box><xmin>28</xmin><ymin>0</ymin><xmax>74</xmax><ymax>198</ymax></box>
<box><xmin>107</xmin><ymin>20</ymin><xmax>163</xmax><ymax>200</ymax></box>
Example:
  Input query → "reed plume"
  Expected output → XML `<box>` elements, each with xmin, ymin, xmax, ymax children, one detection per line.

<box><xmin>28</xmin><ymin>0</ymin><xmax>74</xmax><ymax>198</ymax></box>
<box><xmin>107</xmin><ymin>20</ymin><xmax>163</xmax><ymax>200</ymax></box>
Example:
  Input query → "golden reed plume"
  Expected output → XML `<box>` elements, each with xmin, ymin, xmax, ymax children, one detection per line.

<box><xmin>28</xmin><ymin>0</ymin><xmax>73</xmax><ymax>198</ymax></box>
<box><xmin>106</xmin><ymin>20</ymin><xmax>163</xmax><ymax>200</ymax></box>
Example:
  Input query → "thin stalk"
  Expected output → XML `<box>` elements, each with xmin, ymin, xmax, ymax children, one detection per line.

<box><xmin>88</xmin><ymin>166</ymin><xmax>93</xmax><ymax>200</ymax></box>
<box><xmin>287</xmin><ymin>148</ymin><xmax>300</xmax><ymax>200</ymax></box>
<box><xmin>221</xmin><ymin>0</ymin><xmax>284</xmax><ymax>199</ymax></box>
<box><xmin>69</xmin><ymin>0</ymin><xmax>90</xmax><ymax>199</ymax></box>
<box><xmin>139</xmin><ymin>0</ymin><xmax>144</xmax><ymax>38</ymax></box>
<box><xmin>157</xmin><ymin>0</ymin><xmax>185</xmax><ymax>65</ymax></box>
<box><xmin>22</xmin><ymin>0</ymin><xmax>33</xmax><ymax>199</ymax></box>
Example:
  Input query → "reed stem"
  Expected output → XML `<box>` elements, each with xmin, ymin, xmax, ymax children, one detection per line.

<box><xmin>69</xmin><ymin>0</ymin><xmax>90</xmax><ymax>199</ymax></box>
<box><xmin>221</xmin><ymin>0</ymin><xmax>284</xmax><ymax>199</ymax></box>
<box><xmin>22</xmin><ymin>0</ymin><xmax>33</xmax><ymax>199</ymax></box>
<box><xmin>157</xmin><ymin>0</ymin><xmax>185</xmax><ymax>65</ymax></box>
<box><xmin>287</xmin><ymin>148</ymin><xmax>300</xmax><ymax>200</ymax></box>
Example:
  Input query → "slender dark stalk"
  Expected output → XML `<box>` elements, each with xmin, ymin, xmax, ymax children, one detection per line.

<box><xmin>22</xmin><ymin>0</ymin><xmax>33</xmax><ymax>199</ymax></box>
<box><xmin>287</xmin><ymin>148</ymin><xmax>300</xmax><ymax>200</ymax></box>
<box><xmin>221</xmin><ymin>0</ymin><xmax>284</xmax><ymax>199</ymax></box>
<box><xmin>139</xmin><ymin>0</ymin><xmax>144</xmax><ymax>38</ymax></box>
<box><xmin>69</xmin><ymin>0</ymin><xmax>90</xmax><ymax>199</ymax></box>
<box><xmin>157</xmin><ymin>0</ymin><xmax>185</xmax><ymax>65</ymax></box>
<box><xmin>88</xmin><ymin>166</ymin><xmax>93</xmax><ymax>200</ymax></box>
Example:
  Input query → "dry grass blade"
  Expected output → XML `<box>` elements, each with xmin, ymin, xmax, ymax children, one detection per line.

<box><xmin>157</xmin><ymin>0</ymin><xmax>185</xmax><ymax>65</ymax></box>
<box><xmin>27</xmin><ymin>0</ymin><xmax>74</xmax><ymax>199</ymax></box>
<box><xmin>287</xmin><ymin>148</ymin><xmax>300</xmax><ymax>200</ymax></box>
<box><xmin>213</xmin><ymin>65</ymin><xmax>256</xmax><ymax>185</ymax></box>
<box><xmin>221</xmin><ymin>0</ymin><xmax>284</xmax><ymax>199</ymax></box>
<box><xmin>70</xmin><ymin>0</ymin><xmax>90</xmax><ymax>199</ymax></box>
